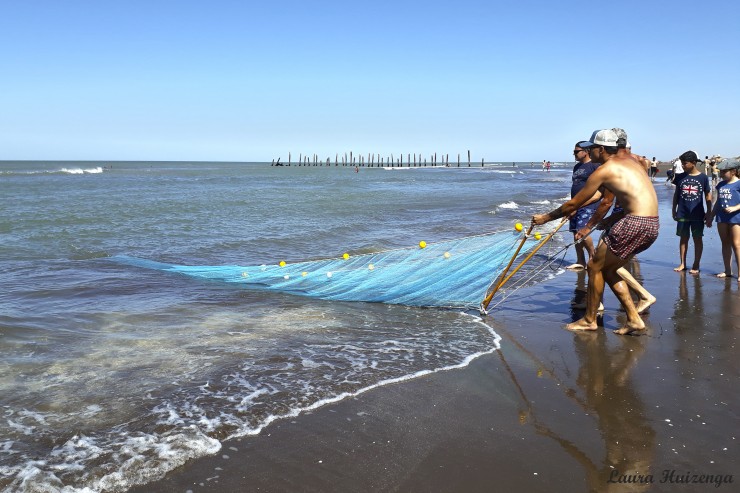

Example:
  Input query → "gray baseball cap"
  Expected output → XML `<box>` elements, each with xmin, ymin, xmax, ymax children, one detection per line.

<box><xmin>580</xmin><ymin>129</ymin><xmax>620</xmax><ymax>148</ymax></box>
<box><xmin>717</xmin><ymin>158</ymin><xmax>740</xmax><ymax>171</ymax></box>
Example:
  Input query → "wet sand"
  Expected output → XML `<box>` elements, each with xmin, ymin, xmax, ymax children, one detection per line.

<box><xmin>133</xmin><ymin>184</ymin><xmax>738</xmax><ymax>492</ymax></box>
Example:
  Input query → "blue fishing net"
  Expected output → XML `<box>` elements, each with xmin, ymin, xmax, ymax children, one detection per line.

<box><xmin>113</xmin><ymin>230</ymin><xmax>537</xmax><ymax>309</ymax></box>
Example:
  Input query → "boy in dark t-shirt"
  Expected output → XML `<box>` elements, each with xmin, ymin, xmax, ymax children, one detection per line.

<box><xmin>672</xmin><ymin>151</ymin><xmax>712</xmax><ymax>274</ymax></box>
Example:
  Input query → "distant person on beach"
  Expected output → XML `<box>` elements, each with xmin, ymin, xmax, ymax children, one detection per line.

<box><xmin>567</xmin><ymin>142</ymin><xmax>601</xmax><ymax>270</ymax></box>
<box><xmin>667</xmin><ymin>157</ymin><xmax>683</xmax><ymax>185</ymax></box>
<box><xmin>707</xmin><ymin>158</ymin><xmax>740</xmax><ymax>280</ymax></box>
<box><xmin>533</xmin><ymin>129</ymin><xmax>659</xmax><ymax>335</ymax></box>
<box><xmin>574</xmin><ymin>128</ymin><xmax>656</xmax><ymax>314</ymax></box>
<box><xmin>710</xmin><ymin>157</ymin><xmax>720</xmax><ymax>187</ymax></box>
<box><xmin>672</xmin><ymin>151</ymin><xmax>712</xmax><ymax>274</ymax></box>
<box><xmin>650</xmin><ymin>157</ymin><xmax>659</xmax><ymax>181</ymax></box>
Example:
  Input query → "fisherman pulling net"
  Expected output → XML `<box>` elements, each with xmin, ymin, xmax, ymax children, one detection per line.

<box><xmin>113</xmin><ymin>219</ymin><xmax>578</xmax><ymax>312</ymax></box>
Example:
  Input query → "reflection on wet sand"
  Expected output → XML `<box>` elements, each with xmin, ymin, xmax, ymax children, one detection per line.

<box><xmin>573</xmin><ymin>332</ymin><xmax>655</xmax><ymax>491</ymax></box>
<box><xmin>718</xmin><ymin>283</ymin><xmax>740</xmax><ymax>331</ymax></box>
<box><xmin>497</xmin><ymin>328</ymin><xmax>655</xmax><ymax>492</ymax></box>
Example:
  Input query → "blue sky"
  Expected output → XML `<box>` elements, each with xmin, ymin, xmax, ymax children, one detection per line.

<box><xmin>1</xmin><ymin>0</ymin><xmax>738</xmax><ymax>162</ymax></box>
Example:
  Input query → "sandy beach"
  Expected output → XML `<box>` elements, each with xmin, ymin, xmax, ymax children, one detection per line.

<box><xmin>131</xmin><ymin>183</ymin><xmax>738</xmax><ymax>493</ymax></box>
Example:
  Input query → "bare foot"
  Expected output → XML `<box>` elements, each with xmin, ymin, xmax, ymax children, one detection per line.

<box><xmin>571</xmin><ymin>301</ymin><xmax>604</xmax><ymax>311</ymax></box>
<box><xmin>566</xmin><ymin>263</ymin><xmax>585</xmax><ymax>271</ymax></box>
<box><xmin>689</xmin><ymin>267</ymin><xmax>700</xmax><ymax>275</ymax></box>
<box><xmin>673</xmin><ymin>264</ymin><xmax>686</xmax><ymax>272</ymax></box>
<box><xmin>716</xmin><ymin>272</ymin><xmax>731</xmax><ymax>278</ymax></box>
<box><xmin>565</xmin><ymin>318</ymin><xmax>599</xmax><ymax>331</ymax></box>
<box><xmin>635</xmin><ymin>295</ymin><xmax>657</xmax><ymax>314</ymax></box>
<box><xmin>614</xmin><ymin>319</ymin><xmax>646</xmax><ymax>335</ymax></box>
<box><xmin>614</xmin><ymin>325</ymin><xmax>646</xmax><ymax>336</ymax></box>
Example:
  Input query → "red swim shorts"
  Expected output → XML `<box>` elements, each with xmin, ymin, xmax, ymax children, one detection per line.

<box><xmin>604</xmin><ymin>215</ymin><xmax>659</xmax><ymax>260</ymax></box>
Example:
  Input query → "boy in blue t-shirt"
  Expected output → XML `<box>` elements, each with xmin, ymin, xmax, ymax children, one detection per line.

<box><xmin>672</xmin><ymin>151</ymin><xmax>712</xmax><ymax>274</ymax></box>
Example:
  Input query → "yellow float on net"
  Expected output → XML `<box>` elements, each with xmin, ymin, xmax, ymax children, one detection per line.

<box><xmin>443</xmin><ymin>252</ymin><xmax>451</xmax><ymax>259</ymax></box>
<box><xmin>515</xmin><ymin>222</ymin><xmax>523</xmax><ymax>232</ymax></box>
<box><xmin>302</xmin><ymin>271</ymin><xmax>308</xmax><ymax>277</ymax></box>
<box><xmin>241</xmin><ymin>272</ymin><xmax>248</xmax><ymax>277</ymax></box>
<box><xmin>534</xmin><ymin>233</ymin><xmax>542</xmax><ymax>240</ymax></box>
<box><xmin>279</xmin><ymin>261</ymin><xmax>286</xmax><ymax>267</ymax></box>
<box><xmin>368</xmin><ymin>264</ymin><xmax>375</xmax><ymax>270</ymax></box>
<box><xmin>342</xmin><ymin>253</ymin><xmax>350</xmax><ymax>260</ymax></box>
<box><xmin>419</xmin><ymin>240</ymin><xmax>427</xmax><ymax>249</ymax></box>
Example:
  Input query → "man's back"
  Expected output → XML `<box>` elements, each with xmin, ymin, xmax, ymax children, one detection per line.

<box><xmin>598</xmin><ymin>156</ymin><xmax>658</xmax><ymax>217</ymax></box>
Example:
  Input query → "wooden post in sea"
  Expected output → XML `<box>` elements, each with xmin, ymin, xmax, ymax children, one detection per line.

<box><xmin>457</xmin><ymin>153</ymin><xmax>460</xmax><ymax>167</ymax></box>
<box><xmin>299</xmin><ymin>153</ymin><xmax>302</xmax><ymax>166</ymax></box>
<box><xmin>336</xmin><ymin>153</ymin><xmax>338</xmax><ymax>166</ymax></box>
<box><xmin>481</xmin><ymin>158</ymin><xmax>484</xmax><ymax>167</ymax></box>
<box><xmin>468</xmin><ymin>150</ymin><xmax>471</xmax><ymax>167</ymax></box>
<box><xmin>446</xmin><ymin>154</ymin><xmax>449</xmax><ymax>167</ymax></box>
<box><xmin>288</xmin><ymin>153</ymin><xmax>291</xmax><ymax>166</ymax></box>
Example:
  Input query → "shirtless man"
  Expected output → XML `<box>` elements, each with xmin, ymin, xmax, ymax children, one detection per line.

<box><xmin>532</xmin><ymin>129</ymin><xmax>659</xmax><ymax>335</ymax></box>
<box><xmin>572</xmin><ymin>129</ymin><xmax>657</xmax><ymax>314</ymax></box>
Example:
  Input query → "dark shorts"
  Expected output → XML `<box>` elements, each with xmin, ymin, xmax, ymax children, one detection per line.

<box><xmin>604</xmin><ymin>215</ymin><xmax>660</xmax><ymax>260</ymax></box>
<box><xmin>676</xmin><ymin>219</ymin><xmax>704</xmax><ymax>238</ymax></box>
<box><xmin>569</xmin><ymin>207</ymin><xmax>595</xmax><ymax>232</ymax></box>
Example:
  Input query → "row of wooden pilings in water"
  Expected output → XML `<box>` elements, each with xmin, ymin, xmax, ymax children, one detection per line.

<box><xmin>272</xmin><ymin>151</ymin><xmax>486</xmax><ymax>167</ymax></box>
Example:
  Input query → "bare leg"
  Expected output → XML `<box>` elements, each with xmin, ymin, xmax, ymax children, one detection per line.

<box><xmin>731</xmin><ymin>224</ymin><xmax>740</xmax><ymax>281</ymax></box>
<box><xmin>583</xmin><ymin>235</ymin><xmax>595</xmax><ymax>263</ymax></box>
<box><xmin>566</xmin><ymin>242</ymin><xmax>608</xmax><ymax>331</ymax></box>
<box><xmin>674</xmin><ymin>235</ymin><xmax>689</xmax><ymax>271</ymax></box>
<box><xmin>568</xmin><ymin>235</ymin><xmax>587</xmax><ymax>270</ymax></box>
<box><xmin>617</xmin><ymin>266</ymin><xmax>656</xmax><ymax>314</ymax></box>
<box><xmin>606</xmin><ymin>261</ymin><xmax>645</xmax><ymax>335</ymax></box>
<box><xmin>717</xmin><ymin>223</ymin><xmax>733</xmax><ymax>277</ymax></box>
<box><xmin>690</xmin><ymin>236</ymin><xmax>703</xmax><ymax>274</ymax></box>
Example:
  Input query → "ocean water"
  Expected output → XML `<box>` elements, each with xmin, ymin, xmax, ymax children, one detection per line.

<box><xmin>0</xmin><ymin>161</ymin><xmax>572</xmax><ymax>492</ymax></box>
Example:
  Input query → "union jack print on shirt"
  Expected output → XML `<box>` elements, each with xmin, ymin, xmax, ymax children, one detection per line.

<box><xmin>680</xmin><ymin>177</ymin><xmax>703</xmax><ymax>201</ymax></box>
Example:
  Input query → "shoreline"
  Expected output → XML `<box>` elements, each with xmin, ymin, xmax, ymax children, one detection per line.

<box><xmin>131</xmin><ymin>183</ymin><xmax>739</xmax><ymax>492</ymax></box>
